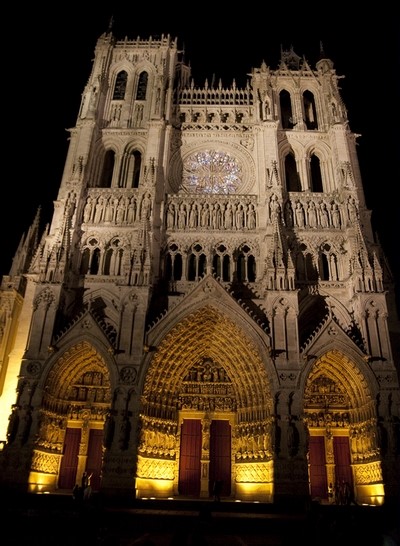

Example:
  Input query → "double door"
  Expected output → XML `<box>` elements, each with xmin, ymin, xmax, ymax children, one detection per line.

<box><xmin>178</xmin><ymin>419</ymin><xmax>231</xmax><ymax>497</ymax></box>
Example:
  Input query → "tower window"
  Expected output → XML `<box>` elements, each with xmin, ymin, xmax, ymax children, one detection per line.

<box><xmin>113</xmin><ymin>71</ymin><xmax>128</xmax><ymax>100</ymax></box>
<box><xmin>136</xmin><ymin>72</ymin><xmax>148</xmax><ymax>100</ymax></box>
<box><xmin>303</xmin><ymin>90</ymin><xmax>318</xmax><ymax>130</ymax></box>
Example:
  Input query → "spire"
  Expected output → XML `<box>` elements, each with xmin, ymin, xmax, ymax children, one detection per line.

<box><xmin>319</xmin><ymin>41</ymin><xmax>325</xmax><ymax>59</ymax></box>
<box><xmin>28</xmin><ymin>224</ymin><xmax>49</xmax><ymax>275</ymax></box>
<box><xmin>108</xmin><ymin>15</ymin><xmax>114</xmax><ymax>33</ymax></box>
<box><xmin>43</xmin><ymin>211</ymin><xmax>72</xmax><ymax>283</ymax></box>
<box><xmin>9</xmin><ymin>207</ymin><xmax>42</xmax><ymax>276</ymax></box>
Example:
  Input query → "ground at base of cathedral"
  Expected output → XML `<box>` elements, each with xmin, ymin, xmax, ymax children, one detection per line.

<box><xmin>3</xmin><ymin>491</ymin><xmax>399</xmax><ymax>546</ymax></box>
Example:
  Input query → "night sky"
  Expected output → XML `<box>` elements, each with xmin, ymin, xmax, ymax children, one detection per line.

<box><xmin>3</xmin><ymin>6</ymin><xmax>399</xmax><ymax>307</ymax></box>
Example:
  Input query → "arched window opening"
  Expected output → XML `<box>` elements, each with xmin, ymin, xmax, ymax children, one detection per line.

<box><xmin>136</xmin><ymin>72</ymin><xmax>148</xmax><ymax>100</ymax></box>
<box><xmin>303</xmin><ymin>90</ymin><xmax>318</xmax><ymax>130</ymax></box>
<box><xmin>280</xmin><ymin>90</ymin><xmax>294</xmax><ymax>129</ymax></box>
<box><xmin>198</xmin><ymin>254</ymin><xmax>207</xmax><ymax>278</ymax></box>
<box><xmin>113</xmin><ymin>71</ymin><xmax>128</xmax><ymax>100</ymax></box>
<box><xmin>166</xmin><ymin>252</ymin><xmax>183</xmax><ymax>281</ymax></box>
<box><xmin>104</xmin><ymin>248</ymin><xmax>112</xmax><ymax>275</ymax></box>
<box><xmin>100</xmin><ymin>150</ymin><xmax>115</xmax><ymax>188</ymax></box>
<box><xmin>80</xmin><ymin>248</ymin><xmax>90</xmax><ymax>274</ymax></box>
<box><xmin>296</xmin><ymin>252</ymin><xmax>306</xmax><ymax>281</ymax></box>
<box><xmin>320</xmin><ymin>253</ymin><xmax>330</xmax><ymax>280</ymax></box>
<box><xmin>310</xmin><ymin>154</ymin><xmax>323</xmax><ymax>192</ymax></box>
<box><xmin>188</xmin><ymin>254</ymin><xmax>196</xmax><ymax>281</ymax></box>
<box><xmin>285</xmin><ymin>153</ymin><xmax>301</xmax><ymax>192</ymax></box>
<box><xmin>222</xmin><ymin>254</ymin><xmax>230</xmax><ymax>281</ymax></box>
<box><xmin>103</xmin><ymin>240</ymin><xmax>123</xmax><ymax>276</ymax></box>
<box><xmin>235</xmin><ymin>245</ymin><xmax>255</xmax><ymax>282</ymax></box>
<box><xmin>236</xmin><ymin>254</ymin><xmax>245</xmax><ymax>281</ymax></box>
<box><xmin>213</xmin><ymin>254</ymin><xmax>221</xmax><ymax>278</ymax></box>
<box><xmin>188</xmin><ymin>244</ymin><xmax>206</xmax><ymax>281</ymax></box>
<box><xmin>174</xmin><ymin>254</ymin><xmax>183</xmax><ymax>280</ymax></box>
<box><xmin>90</xmin><ymin>248</ymin><xmax>101</xmax><ymax>275</ymax></box>
<box><xmin>305</xmin><ymin>253</ymin><xmax>317</xmax><ymax>281</ymax></box>
<box><xmin>132</xmin><ymin>151</ymin><xmax>142</xmax><ymax>188</ymax></box>
<box><xmin>247</xmin><ymin>255</ymin><xmax>256</xmax><ymax>282</ymax></box>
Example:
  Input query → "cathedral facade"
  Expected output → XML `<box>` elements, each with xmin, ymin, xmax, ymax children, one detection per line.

<box><xmin>0</xmin><ymin>29</ymin><xmax>399</xmax><ymax>506</ymax></box>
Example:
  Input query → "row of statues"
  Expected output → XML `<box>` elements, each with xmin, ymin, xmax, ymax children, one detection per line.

<box><xmin>83</xmin><ymin>192</ymin><xmax>152</xmax><ymax>224</ymax></box>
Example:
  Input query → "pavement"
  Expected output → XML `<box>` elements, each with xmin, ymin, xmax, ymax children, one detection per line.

<box><xmin>3</xmin><ymin>491</ymin><xmax>399</xmax><ymax>545</ymax></box>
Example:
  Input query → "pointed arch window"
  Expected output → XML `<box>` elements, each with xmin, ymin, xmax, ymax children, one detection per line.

<box><xmin>113</xmin><ymin>71</ymin><xmax>128</xmax><ymax>100</ymax></box>
<box><xmin>80</xmin><ymin>238</ymin><xmax>101</xmax><ymax>275</ymax></box>
<box><xmin>165</xmin><ymin>244</ymin><xmax>183</xmax><ymax>282</ymax></box>
<box><xmin>310</xmin><ymin>154</ymin><xmax>323</xmax><ymax>192</ymax></box>
<box><xmin>320</xmin><ymin>253</ymin><xmax>330</xmax><ymax>280</ymax></box>
<box><xmin>303</xmin><ymin>90</ymin><xmax>318</xmax><ymax>130</ymax></box>
<box><xmin>296</xmin><ymin>246</ymin><xmax>317</xmax><ymax>282</ymax></box>
<box><xmin>319</xmin><ymin>244</ymin><xmax>339</xmax><ymax>281</ymax></box>
<box><xmin>285</xmin><ymin>152</ymin><xmax>301</xmax><ymax>192</ymax></box>
<box><xmin>212</xmin><ymin>244</ymin><xmax>231</xmax><ymax>282</ymax></box>
<box><xmin>236</xmin><ymin>245</ymin><xmax>256</xmax><ymax>282</ymax></box>
<box><xmin>131</xmin><ymin>151</ymin><xmax>142</xmax><ymax>188</ymax></box>
<box><xmin>100</xmin><ymin>150</ymin><xmax>115</xmax><ymax>188</ymax></box>
<box><xmin>280</xmin><ymin>90</ymin><xmax>294</xmax><ymax>129</ymax></box>
<box><xmin>104</xmin><ymin>239</ymin><xmax>124</xmax><ymax>276</ymax></box>
<box><xmin>188</xmin><ymin>244</ymin><xmax>206</xmax><ymax>281</ymax></box>
<box><xmin>136</xmin><ymin>72</ymin><xmax>148</xmax><ymax>100</ymax></box>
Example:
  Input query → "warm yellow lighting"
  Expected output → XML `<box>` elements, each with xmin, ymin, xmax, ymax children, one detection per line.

<box><xmin>28</xmin><ymin>471</ymin><xmax>58</xmax><ymax>493</ymax></box>
<box><xmin>356</xmin><ymin>483</ymin><xmax>385</xmax><ymax>506</ymax></box>
<box><xmin>236</xmin><ymin>482</ymin><xmax>274</xmax><ymax>503</ymax></box>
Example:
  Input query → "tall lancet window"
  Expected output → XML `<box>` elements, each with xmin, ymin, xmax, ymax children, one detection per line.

<box><xmin>310</xmin><ymin>154</ymin><xmax>323</xmax><ymax>193</ymax></box>
<box><xmin>280</xmin><ymin>90</ymin><xmax>294</xmax><ymax>129</ymax></box>
<box><xmin>136</xmin><ymin>72</ymin><xmax>148</xmax><ymax>100</ymax></box>
<box><xmin>303</xmin><ymin>90</ymin><xmax>318</xmax><ymax>130</ymax></box>
<box><xmin>113</xmin><ymin>71</ymin><xmax>128</xmax><ymax>100</ymax></box>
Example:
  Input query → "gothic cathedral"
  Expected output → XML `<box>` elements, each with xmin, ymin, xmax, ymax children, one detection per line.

<box><xmin>0</xmin><ymin>28</ymin><xmax>399</xmax><ymax>506</ymax></box>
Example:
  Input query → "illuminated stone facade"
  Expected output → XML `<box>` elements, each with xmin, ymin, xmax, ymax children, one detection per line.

<box><xmin>0</xmin><ymin>30</ymin><xmax>399</xmax><ymax>506</ymax></box>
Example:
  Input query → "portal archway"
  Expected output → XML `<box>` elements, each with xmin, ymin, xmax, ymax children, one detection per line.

<box><xmin>137</xmin><ymin>305</ymin><xmax>274</xmax><ymax>500</ymax></box>
<box><xmin>303</xmin><ymin>350</ymin><xmax>384</xmax><ymax>505</ymax></box>
<box><xmin>30</xmin><ymin>341</ymin><xmax>112</xmax><ymax>493</ymax></box>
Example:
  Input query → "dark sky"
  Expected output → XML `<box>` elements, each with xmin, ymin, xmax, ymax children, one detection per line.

<box><xmin>3</xmin><ymin>6</ymin><xmax>399</xmax><ymax>305</ymax></box>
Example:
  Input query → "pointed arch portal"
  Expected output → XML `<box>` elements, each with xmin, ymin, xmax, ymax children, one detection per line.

<box><xmin>33</xmin><ymin>341</ymin><xmax>111</xmax><ymax>493</ymax></box>
<box><xmin>303</xmin><ymin>349</ymin><xmax>384</xmax><ymax>505</ymax></box>
<box><xmin>138</xmin><ymin>305</ymin><xmax>275</xmax><ymax>500</ymax></box>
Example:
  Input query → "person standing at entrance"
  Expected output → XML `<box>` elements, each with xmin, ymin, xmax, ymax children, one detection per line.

<box><xmin>81</xmin><ymin>471</ymin><xmax>93</xmax><ymax>501</ymax></box>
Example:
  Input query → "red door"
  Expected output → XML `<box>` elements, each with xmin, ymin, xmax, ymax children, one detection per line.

<box><xmin>209</xmin><ymin>420</ymin><xmax>231</xmax><ymax>497</ymax></box>
<box><xmin>308</xmin><ymin>436</ymin><xmax>328</xmax><ymax>500</ymax></box>
<box><xmin>333</xmin><ymin>436</ymin><xmax>353</xmax><ymax>502</ymax></box>
<box><xmin>58</xmin><ymin>428</ymin><xmax>81</xmax><ymax>490</ymax></box>
<box><xmin>178</xmin><ymin>419</ymin><xmax>202</xmax><ymax>496</ymax></box>
<box><xmin>86</xmin><ymin>429</ymin><xmax>104</xmax><ymax>491</ymax></box>
<box><xmin>333</xmin><ymin>437</ymin><xmax>353</xmax><ymax>485</ymax></box>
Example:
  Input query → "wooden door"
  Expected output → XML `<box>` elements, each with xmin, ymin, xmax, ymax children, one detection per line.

<box><xmin>58</xmin><ymin>428</ymin><xmax>81</xmax><ymax>490</ymax></box>
<box><xmin>86</xmin><ymin>429</ymin><xmax>104</xmax><ymax>491</ymax></box>
<box><xmin>209</xmin><ymin>420</ymin><xmax>231</xmax><ymax>497</ymax></box>
<box><xmin>178</xmin><ymin>419</ymin><xmax>202</xmax><ymax>496</ymax></box>
<box><xmin>308</xmin><ymin>436</ymin><xmax>328</xmax><ymax>500</ymax></box>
